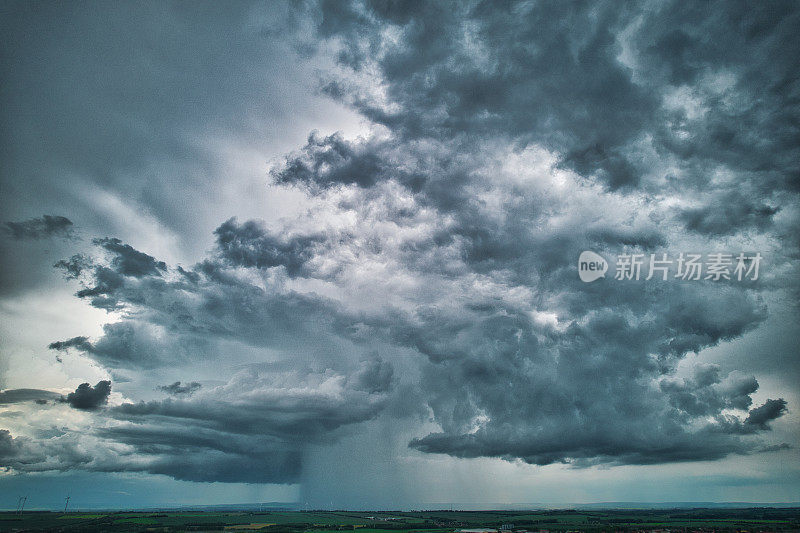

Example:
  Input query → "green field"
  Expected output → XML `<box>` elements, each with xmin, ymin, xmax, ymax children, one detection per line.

<box><xmin>0</xmin><ymin>508</ymin><xmax>798</xmax><ymax>532</ymax></box>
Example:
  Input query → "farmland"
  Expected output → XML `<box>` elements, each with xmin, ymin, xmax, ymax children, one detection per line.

<box><xmin>0</xmin><ymin>508</ymin><xmax>798</xmax><ymax>532</ymax></box>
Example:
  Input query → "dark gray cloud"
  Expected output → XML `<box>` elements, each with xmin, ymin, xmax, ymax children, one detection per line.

<box><xmin>21</xmin><ymin>234</ymin><xmax>401</xmax><ymax>481</ymax></box>
<box><xmin>680</xmin><ymin>192</ymin><xmax>780</xmax><ymax>236</ymax></box>
<box><xmin>2</xmin><ymin>215</ymin><xmax>75</xmax><ymax>240</ymax></box>
<box><xmin>112</xmin><ymin>383</ymin><xmax>386</xmax><ymax>442</ymax></box>
<box><xmin>273</xmin><ymin>132</ymin><xmax>387</xmax><ymax>191</ymax></box>
<box><xmin>50</xmin><ymin>321</ymin><xmax>208</xmax><ymax>369</ymax></box>
<box><xmin>634</xmin><ymin>2</ymin><xmax>800</xmax><ymax>192</ymax></box>
<box><xmin>0</xmin><ymin>425</ymin><xmax>301</xmax><ymax>484</ymax></box>
<box><xmin>99</xmin><ymin>372</ymin><xmax>389</xmax><ymax>483</ymax></box>
<box><xmin>93</xmin><ymin>425</ymin><xmax>303</xmax><ymax>483</ymax></box>
<box><xmin>660</xmin><ymin>365</ymin><xmax>758</xmax><ymax>416</ymax></box>
<box><xmin>214</xmin><ymin>217</ymin><xmax>325</xmax><ymax>276</ymax></box>
<box><xmin>157</xmin><ymin>381</ymin><xmax>202</xmax><ymax>396</ymax></box>
<box><xmin>746</xmin><ymin>398</ymin><xmax>789</xmax><ymax>430</ymax></box>
<box><xmin>0</xmin><ymin>430</ymin><xmax>46</xmax><ymax>468</ymax></box>
<box><xmin>400</xmin><ymin>294</ymin><xmax>774</xmax><ymax>466</ymax></box>
<box><xmin>353</xmin><ymin>356</ymin><xmax>394</xmax><ymax>394</ymax></box>
<box><xmin>307</xmin><ymin>0</ymin><xmax>800</xmax><ymax>237</ymax></box>
<box><xmin>315</xmin><ymin>0</ymin><xmax>658</xmax><ymax>189</ymax></box>
<box><xmin>53</xmin><ymin>254</ymin><xmax>92</xmax><ymax>280</ymax></box>
<box><xmin>50</xmin><ymin>236</ymin><xmax>360</xmax><ymax>368</ymax></box>
<box><xmin>48</xmin><ymin>336</ymin><xmax>93</xmax><ymax>352</ymax></box>
<box><xmin>0</xmin><ymin>388</ymin><xmax>60</xmax><ymax>405</ymax></box>
<box><xmin>265</xmin><ymin>0</ymin><xmax>798</xmax><ymax>469</ymax></box>
<box><xmin>61</xmin><ymin>381</ymin><xmax>112</xmax><ymax>410</ymax></box>
<box><xmin>34</xmin><ymin>207</ymin><xmax>784</xmax><ymax>473</ymax></box>
<box><xmin>1</xmin><ymin>0</ymin><xmax>798</xmax><ymax>492</ymax></box>
<box><xmin>94</xmin><ymin>237</ymin><xmax>167</xmax><ymax>277</ymax></box>
<box><xmin>2</xmin><ymin>362</ymin><xmax>393</xmax><ymax>482</ymax></box>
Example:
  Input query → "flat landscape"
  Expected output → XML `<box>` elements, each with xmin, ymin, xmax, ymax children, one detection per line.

<box><xmin>1</xmin><ymin>509</ymin><xmax>799</xmax><ymax>532</ymax></box>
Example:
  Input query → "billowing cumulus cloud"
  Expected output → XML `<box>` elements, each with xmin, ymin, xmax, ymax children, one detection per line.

<box><xmin>62</xmin><ymin>381</ymin><xmax>112</xmax><ymax>410</ymax></box>
<box><xmin>214</xmin><ymin>217</ymin><xmax>327</xmax><ymax>276</ymax></box>
<box><xmin>0</xmin><ymin>0</ymin><xmax>798</xmax><ymax>500</ymax></box>
<box><xmin>745</xmin><ymin>398</ymin><xmax>789</xmax><ymax>431</ymax></box>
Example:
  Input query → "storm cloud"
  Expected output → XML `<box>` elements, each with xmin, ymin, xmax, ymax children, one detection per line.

<box><xmin>62</xmin><ymin>381</ymin><xmax>112</xmax><ymax>411</ymax></box>
<box><xmin>2</xmin><ymin>215</ymin><xmax>75</xmax><ymax>240</ymax></box>
<box><xmin>0</xmin><ymin>0</ymin><xmax>798</xmax><ymax>503</ymax></box>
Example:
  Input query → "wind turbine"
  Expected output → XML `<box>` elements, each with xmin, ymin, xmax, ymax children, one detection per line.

<box><xmin>17</xmin><ymin>496</ymin><xmax>27</xmax><ymax>515</ymax></box>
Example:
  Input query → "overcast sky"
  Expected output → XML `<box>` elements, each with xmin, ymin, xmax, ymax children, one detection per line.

<box><xmin>1</xmin><ymin>0</ymin><xmax>799</xmax><ymax>510</ymax></box>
